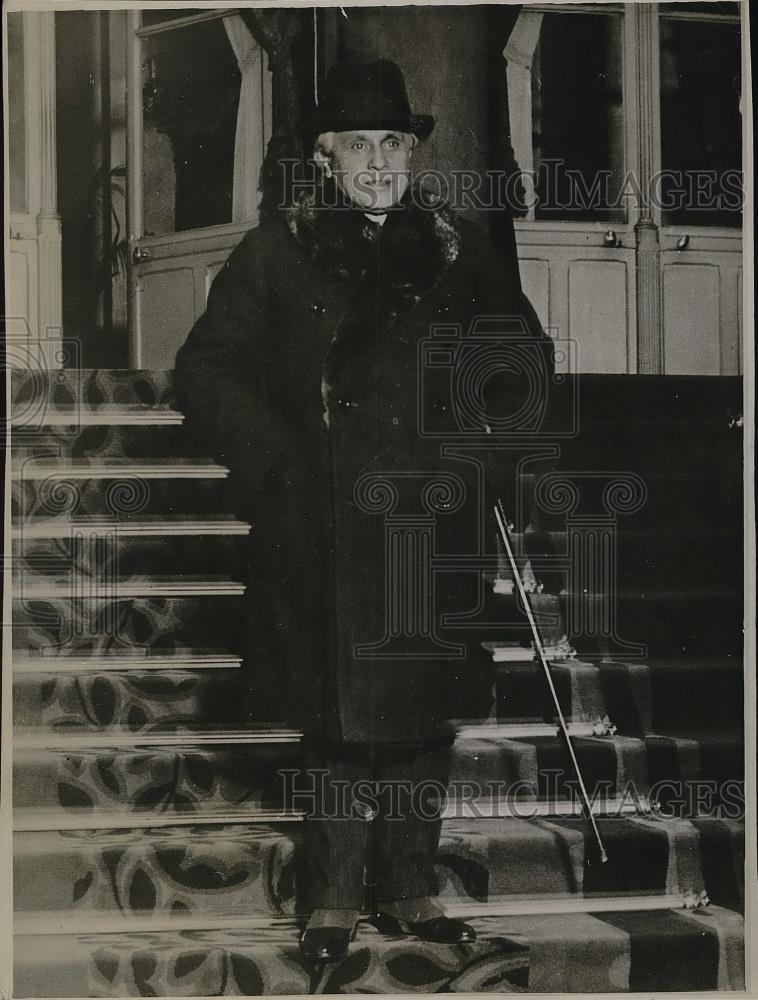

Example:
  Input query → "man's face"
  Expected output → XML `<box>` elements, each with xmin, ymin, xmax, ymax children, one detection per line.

<box><xmin>330</xmin><ymin>130</ymin><xmax>415</xmax><ymax>212</ymax></box>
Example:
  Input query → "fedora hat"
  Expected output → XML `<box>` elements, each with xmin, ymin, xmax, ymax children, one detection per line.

<box><xmin>309</xmin><ymin>57</ymin><xmax>434</xmax><ymax>141</ymax></box>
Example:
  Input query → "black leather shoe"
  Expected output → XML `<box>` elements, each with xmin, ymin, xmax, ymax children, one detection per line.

<box><xmin>299</xmin><ymin>926</ymin><xmax>352</xmax><ymax>963</ymax></box>
<box><xmin>372</xmin><ymin>912</ymin><xmax>477</xmax><ymax>944</ymax></box>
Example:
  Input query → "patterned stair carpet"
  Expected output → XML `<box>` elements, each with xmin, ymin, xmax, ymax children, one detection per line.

<box><xmin>13</xmin><ymin>815</ymin><xmax>745</xmax><ymax>920</ymax></box>
<box><xmin>14</xmin><ymin>906</ymin><xmax>745</xmax><ymax>996</ymax></box>
<box><xmin>11</xmin><ymin>370</ymin><xmax>745</xmax><ymax>995</ymax></box>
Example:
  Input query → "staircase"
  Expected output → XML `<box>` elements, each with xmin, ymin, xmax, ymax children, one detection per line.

<box><xmin>10</xmin><ymin>369</ymin><xmax>745</xmax><ymax>995</ymax></box>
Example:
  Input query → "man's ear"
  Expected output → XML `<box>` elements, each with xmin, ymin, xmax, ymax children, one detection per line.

<box><xmin>313</xmin><ymin>134</ymin><xmax>335</xmax><ymax>178</ymax></box>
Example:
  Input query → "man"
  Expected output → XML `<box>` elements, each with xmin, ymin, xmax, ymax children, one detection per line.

<box><xmin>174</xmin><ymin>57</ymin><xmax>551</xmax><ymax>963</ymax></box>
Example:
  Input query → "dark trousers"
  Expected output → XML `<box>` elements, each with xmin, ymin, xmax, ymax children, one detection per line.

<box><xmin>300</xmin><ymin>739</ymin><xmax>453</xmax><ymax>911</ymax></box>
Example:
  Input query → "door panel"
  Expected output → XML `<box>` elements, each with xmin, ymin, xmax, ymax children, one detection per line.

<box><xmin>659</xmin><ymin>235</ymin><xmax>742</xmax><ymax>376</ymax></box>
<box><xmin>516</xmin><ymin>225</ymin><xmax>635</xmax><ymax>374</ymax></box>
<box><xmin>135</xmin><ymin>266</ymin><xmax>196</xmax><ymax>369</ymax></box>
<box><xmin>662</xmin><ymin>263</ymin><xmax>721</xmax><ymax>375</ymax></box>
<box><xmin>568</xmin><ymin>259</ymin><xmax>629</xmax><ymax>374</ymax></box>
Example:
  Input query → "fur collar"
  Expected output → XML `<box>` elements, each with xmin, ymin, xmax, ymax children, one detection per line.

<box><xmin>283</xmin><ymin>178</ymin><xmax>461</xmax><ymax>306</ymax></box>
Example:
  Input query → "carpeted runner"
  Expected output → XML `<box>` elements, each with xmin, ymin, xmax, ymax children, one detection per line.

<box><xmin>597</xmin><ymin>907</ymin><xmax>722</xmax><ymax>992</ymax></box>
<box><xmin>13</xmin><ymin>920</ymin><xmax>530</xmax><ymax>997</ymax></box>
<box><xmin>15</xmin><ymin>815</ymin><xmax>743</xmax><ymax>918</ymax></box>
<box><xmin>13</xmin><ymin>906</ymin><xmax>745</xmax><ymax>997</ymax></box>
<box><xmin>690</xmin><ymin>818</ymin><xmax>745</xmax><ymax>909</ymax></box>
<box><xmin>13</xmin><ymin>668</ymin><xmax>243</xmax><ymax>730</ymax></box>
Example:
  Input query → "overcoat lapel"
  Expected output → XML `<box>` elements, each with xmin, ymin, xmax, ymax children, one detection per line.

<box><xmin>284</xmin><ymin>182</ymin><xmax>462</xmax><ymax>418</ymax></box>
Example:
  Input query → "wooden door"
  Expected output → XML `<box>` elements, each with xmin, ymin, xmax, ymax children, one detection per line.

<box><xmin>126</xmin><ymin>9</ymin><xmax>271</xmax><ymax>369</ymax></box>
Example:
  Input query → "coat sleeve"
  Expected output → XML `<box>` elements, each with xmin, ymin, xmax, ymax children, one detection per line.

<box><xmin>173</xmin><ymin>227</ymin><xmax>294</xmax><ymax>497</ymax></box>
<box><xmin>471</xmin><ymin>229</ymin><xmax>556</xmax><ymax>413</ymax></box>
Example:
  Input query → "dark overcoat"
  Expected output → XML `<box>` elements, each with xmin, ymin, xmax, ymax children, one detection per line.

<box><xmin>174</xmin><ymin>184</ymin><xmax>551</xmax><ymax>745</ymax></box>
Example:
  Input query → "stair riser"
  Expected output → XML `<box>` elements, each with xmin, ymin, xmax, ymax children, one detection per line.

<box><xmin>13</xmin><ymin>816</ymin><xmax>743</xmax><ymax>918</ymax></box>
<box><xmin>13</xmin><ymin>596</ymin><xmax>246</xmax><ymax>655</ymax></box>
<box><xmin>14</xmin><ymin>745</ymin><xmax>301</xmax><ymax>815</ymax></box>
<box><xmin>563</xmin><ymin>591</ymin><xmax>743</xmax><ymax>658</ymax></box>
<box><xmin>524</xmin><ymin>530</ymin><xmax>741</xmax><ymax>595</ymax></box>
<box><xmin>598</xmin><ymin>660</ymin><xmax>743</xmax><ymax>735</ymax></box>
<box><xmin>13</xmin><ymin>670</ymin><xmax>243</xmax><ymax>731</ymax></box>
<box><xmin>14</xmin><ymin>666</ymin><xmax>591</xmax><ymax>732</ymax></box>
<box><xmin>452</xmin><ymin>734</ymin><xmax>744</xmax><ymax>807</ymax></box>
<box><xmin>498</xmin><ymin>659</ymin><xmax>743</xmax><ymax>735</ymax></box>
<box><xmin>495</xmin><ymin>661</ymin><xmax>608</xmax><ymax>725</ymax></box>
<box><xmin>532</xmin><ymin>476</ymin><xmax>741</xmax><ymax>534</ymax></box>
<box><xmin>13</xmin><ymin>477</ymin><xmax>237</xmax><ymax>520</ymax></box>
<box><xmin>13</xmin><ymin>535</ymin><xmax>248</xmax><ymax>580</ymax></box>
<box><xmin>11</xmin><ymin>369</ymin><xmax>174</xmax><ymax>408</ymax></box>
<box><xmin>547</xmin><ymin>426</ymin><xmax>741</xmax><ymax>475</ymax></box>
<box><xmin>12</xmin><ymin>425</ymin><xmax>188</xmax><ymax>460</ymax></box>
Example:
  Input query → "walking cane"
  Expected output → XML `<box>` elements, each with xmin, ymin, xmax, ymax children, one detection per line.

<box><xmin>494</xmin><ymin>501</ymin><xmax>608</xmax><ymax>863</ymax></box>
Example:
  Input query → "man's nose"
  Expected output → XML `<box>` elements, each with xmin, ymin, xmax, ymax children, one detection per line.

<box><xmin>367</xmin><ymin>144</ymin><xmax>387</xmax><ymax>171</ymax></box>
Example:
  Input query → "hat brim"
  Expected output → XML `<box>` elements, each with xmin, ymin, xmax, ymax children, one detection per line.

<box><xmin>307</xmin><ymin>112</ymin><xmax>435</xmax><ymax>142</ymax></box>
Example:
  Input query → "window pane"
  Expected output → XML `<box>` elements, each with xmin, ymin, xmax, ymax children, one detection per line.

<box><xmin>142</xmin><ymin>18</ymin><xmax>240</xmax><ymax>235</ymax></box>
<box><xmin>141</xmin><ymin>9</ymin><xmax>209</xmax><ymax>29</ymax></box>
<box><xmin>659</xmin><ymin>16</ymin><xmax>742</xmax><ymax>227</ymax></box>
<box><xmin>659</xmin><ymin>3</ymin><xmax>739</xmax><ymax>16</ymax></box>
<box><xmin>9</xmin><ymin>12</ymin><xmax>27</xmax><ymax>213</ymax></box>
<box><xmin>532</xmin><ymin>12</ymin><xmax>625</xmax><ymax>223</ymax></box>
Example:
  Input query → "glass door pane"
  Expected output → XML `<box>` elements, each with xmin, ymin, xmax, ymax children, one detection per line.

<box><xmin>659</xmin><ymin>12</ymin><xmax>741</xmax><ymax>227</ymax></box>
<box><xmin>531</xmin><ymin>10</ymin><xmax>625</xmax><ymax>222</ymax></box>
<box><xmin>141</xmin><ymin>15</ymin><xmax>241</xmax><ymax>235</ymax></box>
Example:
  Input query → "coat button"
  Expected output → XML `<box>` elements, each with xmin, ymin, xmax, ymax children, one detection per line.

<box><xmin>310</xmin><ymin>301</ymin><xmax>326</xmax><ymax>316</ymax></box>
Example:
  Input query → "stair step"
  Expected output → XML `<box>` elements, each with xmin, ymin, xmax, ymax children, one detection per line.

<box><xmin>12</xmin><ymin>457</ymin><xmax>228</xmax><ymax>479</ymax></box>
<box><xmin>12</xmin><ymin>905</ymin><xmax>744</xmax><ymax>995</ymax></box>
<box><xmin>13</xmin><ymin>651</ymin><xmax>242</xmax><ymax>672</ymax></box>
<box><xmin>13</xmin><ymin>729</ymin><xmax>742</xmax><ymax>819</ymax></box>
<box><xmin>11</xmin><ymin>795</ymin><xmax>648</xmax><ymax>833</ymax></box>
<box><xmin>13</xmin><ymin>576</ymin><xmax>246</xmax><ymax>598</ymax></box>
<box><xmin>12</xmin><ymin>720</ymin><xmax>602</xmax><ymax>746</ymax></box>
<box><xmin>11</xmin><ymin>404</ymin><xmax>184</xmax><ymax>427</ymax></box>
<box><xmin>14</xmin><ymin>728</ymin><xmax>303</xmax><ymax>749</ymax></box>
<box><xmin>12</xmin><ymin>517</ymin><xmax>250</xmax><ymax>538</ymax></box>
<box><xmin>10</xmin><ymin>893</ymin><xmax>720</xmax><ymax>935</ymax></box>
<box><xmin>13</xmin><ymin>815</ymin><xmax>743</xmax><ymax>918</ymax></box>
<box><xmin>14</xmin><ymin>808</ymin><xmax>303</xmax><ymax>832</ymax></box>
